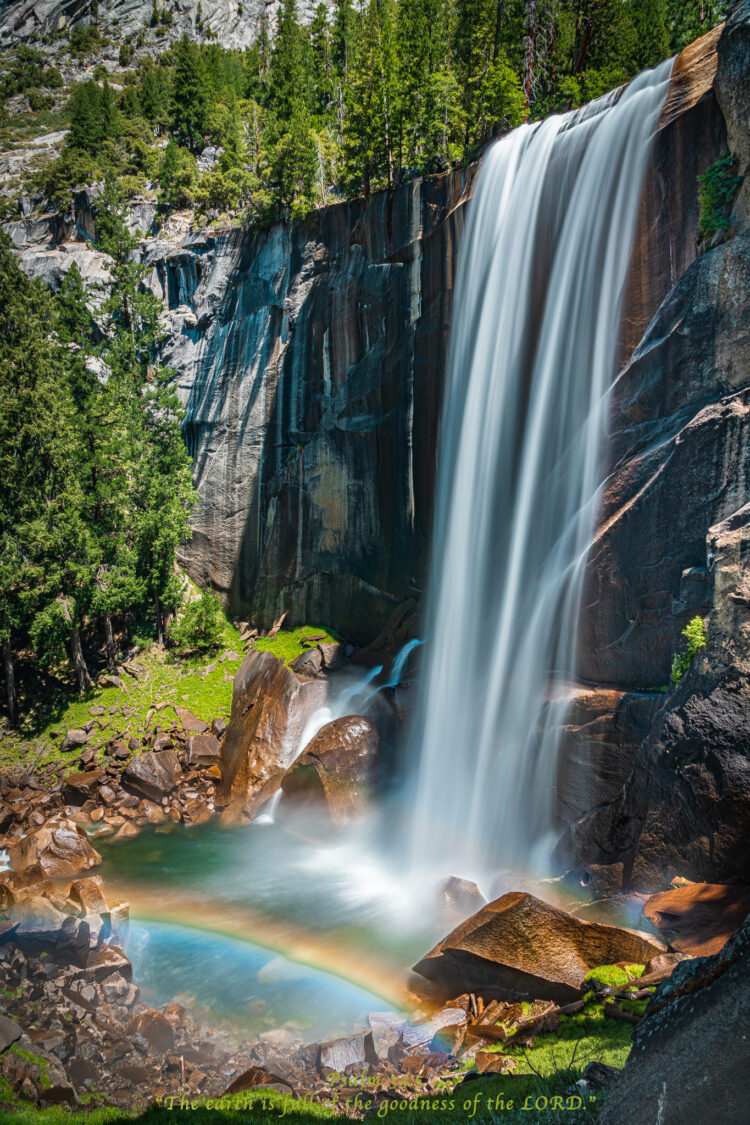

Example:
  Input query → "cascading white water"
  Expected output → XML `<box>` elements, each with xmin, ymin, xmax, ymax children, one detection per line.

<box><xmin>408</xmin><ymin>61</ymin><xmax>673</xmax><ymax>884</ymax></box>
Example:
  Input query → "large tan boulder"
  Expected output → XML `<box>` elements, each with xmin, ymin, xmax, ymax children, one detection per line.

<box><xmin>8</xmin><ymin>818</ymin><xmax>101</xmax><ymax>880</ymax></box>
<box><xmin>281</xmin><ymin>715</ymin><xmax>380</xmax><ymax>826</ymax></box>
<box><xmin>413</xmin><ymin>892</ymin><xmax>663</xmax><ymax>1003</ymax></box>
<box><xmin>217</xmin><ymin>649</ymin><xmax>328</xmax><ymax>821</ymax></box>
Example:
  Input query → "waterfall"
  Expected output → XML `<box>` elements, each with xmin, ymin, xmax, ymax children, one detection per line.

<box><xmin>408</xmin><ymin>61</ymin><xmax>673</xmax><ymax>883</ymax></box>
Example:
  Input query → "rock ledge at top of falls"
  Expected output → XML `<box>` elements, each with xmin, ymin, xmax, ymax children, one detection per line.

<box><xmin>412</xmin><ymin>892</ymin><xmax>663</xmax><ymax>1004</ymax></box>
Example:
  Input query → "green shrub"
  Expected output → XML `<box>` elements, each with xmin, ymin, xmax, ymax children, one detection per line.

<box><xmin>671</xmin><ymin>615</ymin><xmax>708</xmax><ymax>686</ymax></box>
<box><xmin>170</xmin><ymin>590</ymin><xmax>225</xmax><ymax>654</ymax></box>
<box><xmin>698</xmin><ymin>152</ymin><xmax>744</xmax><ymax>242</ymax></box>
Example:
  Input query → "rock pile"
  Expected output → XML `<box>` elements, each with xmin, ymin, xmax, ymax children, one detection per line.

<box><xmin>0</xmin><ymin>708</ymin><xmax>226</xmax><ymax>853</ymax></box>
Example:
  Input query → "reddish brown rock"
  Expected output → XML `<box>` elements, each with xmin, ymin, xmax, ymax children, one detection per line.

<box><xmin>62</xmin><ymin>770</ymin><xmax>105</xmax><ymax>806</ymax></box>
<box><xmin>129</xmin><ymin>1010</ymin><xmax>174</xmax><ymax>1051</ymax></box>
<box><xmin>413</xmin><ymin>892</ymin><xmax>663</xmax><ymax>1003</ymax></box>
<box><xmin>217</xmin><ymin>650</ymin><xmax>328</xmax><ymax>821</ymax></box>
<box><xmin>68</xmin><ymin>876</ymin><xmax>108</xmax><ymax>916</ymax></box>
<box><xmin>281</xmin><ymin>715</ymin><xmax>379</xmax><ymax>826</ymax></box>
<box><xmin>123</xmin><ymin>750</ymin><xmax>181</xmax><ymax>803</ymax></box>
<box><xmin>643</xmin><ymin>882</ymin><xmax>750</xmax><ymax>957</ymax></box>
<box><xmin>175</xmin><ymin>707</ymin><xmax>209</xmax><ymax>734</ymax></box>
<box><xmin>187</xmin><ymin>733</ymin><xmax>221</xmax><ymax>766</ymax></box>
<box><xmin>8</xmin><ymin>818</ymin><xmax>101</xmax><ymax>880</ymax></box>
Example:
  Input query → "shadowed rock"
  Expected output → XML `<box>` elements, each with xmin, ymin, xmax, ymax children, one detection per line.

<box><xmin>123</xmin><ymin>750</ymin><xmax>182</xmax><ymax>803</ymax></box>
<box><xmin>598</xmin><ymin>914</ymin><xmax>750</xmax><ymax>1125</ymax></box>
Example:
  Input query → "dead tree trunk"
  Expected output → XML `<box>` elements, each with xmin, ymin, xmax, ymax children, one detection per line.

<box><xmin>154</xmin><ymin>595</ymin><xmax>164</xmax><ymax>647</ymax></box>
<box><xmin>2</xmin><ymin>637</ymin><xmax>17</xmax><ymax>727</ymax></box>
<box><xmin>104</xmin><ymin>614</ymin><xmax>116</xmax><ymax>671</ymax></box>
<box><xmin>524</xmin><ymin>0</ymin><xmax>538</xmax><ymax>110</ymax></box>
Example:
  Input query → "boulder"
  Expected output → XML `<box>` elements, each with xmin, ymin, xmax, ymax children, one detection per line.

<box><xmin>318</xmin><ymin>642</ymin><xmax>344</xmax><ymax>670</ymax></box>
<box><xmin>217</xmin><ymin>650</ymin><xmax>328</xmax><ymax>822</ymax></box>
<box><xmin>129</xmin><ymin>1009</ymin><xmax>174</xmax><ymax>1051</ymax></box>
<box><xmin>438</xmin><ymin>877</ymin><xmax>487</xmax><ymax>924</ymax></box>
<box><xmin>60</xmin><ymin>730</ymin><xmax>90</xmax><ymax>752</ymax></box>
<box><xmin>8</xmin><ymin>897</ymin><xmax>70</xmax><ymax>947</ymax></box>
<box><xmin>85</xmin><ymin>944</ymin><xmax>132</xmax><ymax>981</ymax></box>
<box><xmin>0</xmin><ymin>1014</ymin><xmax>23</xmax><ymax>1053</ymax></box>
<box><xmin>291</xmin><ymin>648</ymin><xmax>322</xmax><ymax>677</ymax></box>
<box><xmin>123</xmin><ymin>750</ymin><xmax>181</xmax><ymax>803</ymax></box>
<box><xmin>642</xmin><ymin>882</ymin><xmax>750</xmax><ymax>957</ymax></box>
<box><xmin>68</xmin><ymin>875</ymin><xmax>108</xmax><ymax>917</ymax></box>
<box><xmin>413</xmin><ymin>892</ymin><xmax>663</xmax><ymax>1003</ymax></box>
<box><xmin>186</xmin><ymin>733</ymin><xmax>221</xmax><ymax>766</ymax></box>
<box><xmin>598</xmin><ymin>915</ymin><xmax>750</xmax><ymax>1125</ymax></box>
<box><xmin>281</xmin><ymin>715</ymin><xmax>380</xmax><ymax>826</ymax></box>
<box><xmin>318</xmin><ymin>1030</ymin><xmax>379</xmax><ymax>1074</ymax></box>
<box><xmin>62</xmin><ymin>770</ymin><xmax>105</xmax><ymax>806</ymax></box>
<box><xmin>8</xmin><ymin>818</ymin><xmax>101</xmax><ymax>879</ymax></box>
<box><xmin>175</xmin><ymin>707</ymin><xmax>209</xmax><ymax>734</ymax></box>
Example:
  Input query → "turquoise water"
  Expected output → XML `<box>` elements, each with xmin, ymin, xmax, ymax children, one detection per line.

<box><xmin>99</xmin><ymin>819</ymin><xmax>435</xmax><ymax>1040</ymax></box>
<box><xmin>125</xmin><ymin>919</ymin><xmax>389</xmax><ymax>1041</ymax></box>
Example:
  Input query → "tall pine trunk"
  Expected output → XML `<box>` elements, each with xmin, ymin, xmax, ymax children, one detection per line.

<box><xmin>493</xmin><ymin>0</ymin><xmax>505</xmax><ymax>62</ymax></box>
<box><xmin>60</xmin><ymin>597</ymin><xmax>93</xmax><ymax>695</ymax></box>
<box><xmin>104</xmin><ymin>614</ymin><xmax>116</xmax><ymax>671</ymax></box>
<box><xmin>70</xmin><ymin>628</ymin><xmax>93</xmax><ymax>695</ymax></box>
<box><xmin>2</xmin><ymin>637</ymin><xmax>17</xmax><ymax>727</ymax></box>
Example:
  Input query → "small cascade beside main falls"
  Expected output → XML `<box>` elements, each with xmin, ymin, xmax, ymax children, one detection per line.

<box><xmin>408</xmin><ymin>60</ymin><xmax>673</xmax><ymax>884</ymax></box>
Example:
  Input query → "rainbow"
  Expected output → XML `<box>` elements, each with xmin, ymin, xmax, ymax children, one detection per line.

<box><xmin>107</xmin><ymin>879</ymin><xmax>411</xmax><ymax>1013</ymax></box>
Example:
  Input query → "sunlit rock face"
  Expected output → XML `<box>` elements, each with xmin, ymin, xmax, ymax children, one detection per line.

<box><xmin>0</xmin><ymin>0</ymin><xmax>330</xmax><ymax>50</ymax></box>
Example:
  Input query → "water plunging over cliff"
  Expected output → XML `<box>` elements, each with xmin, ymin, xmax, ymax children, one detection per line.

<box><xmin>408</xmin><ymin>61</ymin><xmax>673</xmax><ymax>882</ymax></box>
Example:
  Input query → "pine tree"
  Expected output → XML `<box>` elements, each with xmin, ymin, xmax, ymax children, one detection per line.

<box><xmin>171</xmin><ymin>36</ymin><xmax>210</xmax><ymax>151</ymax></box>
<box><xmin>342</xmin><ymin>0</ymin><xmax>397</xmax><ymax>195</ymax></box>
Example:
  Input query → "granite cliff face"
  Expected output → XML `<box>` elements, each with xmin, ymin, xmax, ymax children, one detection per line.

<box><xmin>0</xmin><ymin>0</ymin><xmax>327</xmax><ymax>49</ymax></box>
<box><xmin>4</xmin><ymin>11</ymin><xmax>749</xmax><ymax>878</ymax></box>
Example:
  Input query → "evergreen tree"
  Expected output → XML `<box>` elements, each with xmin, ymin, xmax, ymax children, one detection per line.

<box><xmin>67</xmin><ymin>79</ymin><xmax>119</xmax><ymax>155</ymax></box>
<box><xmin>342</xmin><ymin>0</ymin><xmax>398</xmax><ymax>195</ymax></box>
<box><xmin>171</xmin><ymin>36</ymin><xmax>210</xmax><ymax>151</ymax></box>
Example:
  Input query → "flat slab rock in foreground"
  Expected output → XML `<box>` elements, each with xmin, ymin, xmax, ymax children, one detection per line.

<box><xmin>414</xmin><ymin>892</ymin><xmax>663</xmax><ymax>1003</ymax></box>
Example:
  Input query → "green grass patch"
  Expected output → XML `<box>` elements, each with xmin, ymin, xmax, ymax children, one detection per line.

<box><xmin>583</xmin><ymin>964</ymin><xmax>644</xmax><ymax>990</ymax></box>
<box><xmin>0</xmin><ymin>619</ymin><xmax>245</xmax><ymax>775</ymax></box>
<box><xmin>253</xmin><ymin>625</ymin><xmax>339</xmax><ymax>668</ymax></box>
